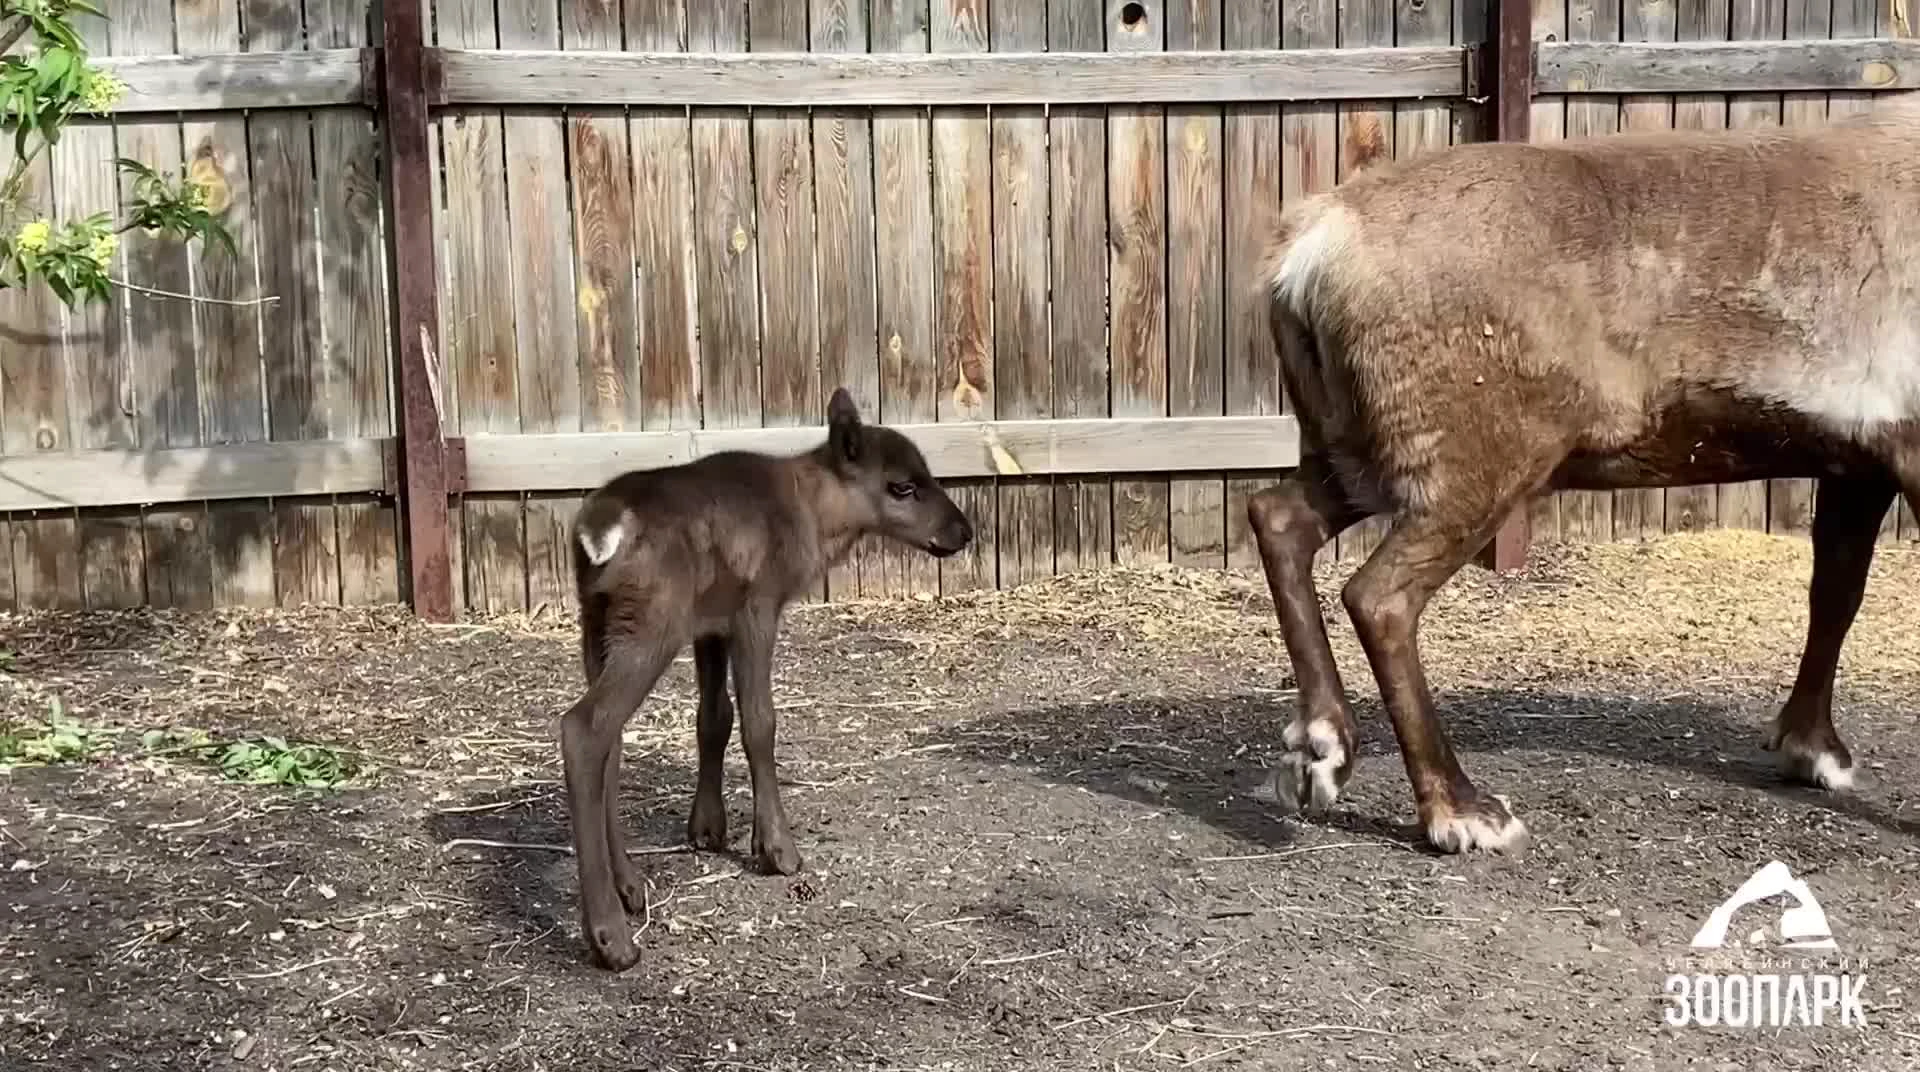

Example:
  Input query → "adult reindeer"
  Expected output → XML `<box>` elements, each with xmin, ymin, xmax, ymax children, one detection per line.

<box><xmin>1247</xmin><ymin>92</ymin><xmax>1920</xmax><ymax>854</ymax></box>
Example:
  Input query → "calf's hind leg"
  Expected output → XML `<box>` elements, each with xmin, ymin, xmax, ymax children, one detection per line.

<box><xmin>1247</xmin><ymin>455</ymin><xmax>1370</xmax><ymax>812</ymax></box>
<box><xmin>561</xmin><ymin>636</ymin><xmax>679</xmax><ymax>971</ymax></box>
<box><xmin>1764</xmin><ymin>474</ymin><xmax>1895</xmax><ymax>791</ymax></box>
<box><xmin>686</xmin><ymin>636</ymin><xmax>736</xmax><ymax>850</ymax></box>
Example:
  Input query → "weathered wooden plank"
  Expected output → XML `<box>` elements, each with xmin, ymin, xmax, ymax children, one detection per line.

<box><xmin>0</xmin><ymin>141</ymin><xmax>77</xmax><ymax>611</ymax></box>
<box><xmin>435</xmin><ymin>45</ymin><xmax>1473</xmax><ymax>104</ymax></box>
<box><xmin>1333</xmin><ymin>0</ymin><xmax>1394</xmax><ymax>566</ymax></box>
<box><xmin>1049</xmin><ymin>0</ymin><xmax>1113</xmax><ymax>578</ymax></box>
<box><xmin>932</xmin><ymin>0</ymin><xmax>994</xmax><ymax>594</ymax></box>
<box><xmin>1770</xmin><ymin>0</ymin><xmax>1827</xmax><ymax>531</ymax></box>
<box><xmin>1613</xmin><ymin>0</ymin><xmax>1674</xmax><ymax>541</ymax></box>
<box><xmin>751</xmin><ymin>0</ymin><xmax>823</xmax><ymax>605</ymax></box>
<box><xmin>500</xmin><ymin>0</ymin><xmax>579</xmax><ymax>445</ymax></box>
<box><xmin>86</xmin><ymin>48</ymin><xmax>370</xmax><ymax>113</ymax></box>
<box><xmin>627</xmin><ymin>0</ymin><xmax>699</xmax><ymax>433</ymax></box>
<box><xmin>119</xmin><ymin>0</ymin><xmax>207</xmax><ymax>611</ymax></box>
<box><xmin>80</xmin><ymin>511</ymin><xmax>148</xmax><ymax>609</ymax></box>
<box><xmin>812</xmin><ymin>0</ymin><xmax>882</xmax><ymax>598</ymax></box>
<box><xmin>438</xmin><ymin>0</ymin><xmax>523</xmax><ymax>612</ymax></box>
<box><xmin>460</xmin><ymin>416</ymin><xmax>1304</xmax><ymax>490</ymax></box>
<box><xmin>523</xmin><ymin>492</ymin><xmax>581</xmax><ymax>616</ymax></box>
<box><xmin>312</xmin><ymin>0</ymin><xmax>398</xmax><ymax>605</ymax></box>
<box><xmin>246</xmin><ymin>0</ymin><xmax>335</xmax><ymax>606</ymax></box>
<box><xmin>1536</xmin><ymin>39</ymin><xmax>1920</xmax><ymax>94</ymax></box>
<box><xmin>58</xmin><ymin>7</ymin><xmax>143</xmax><ymax>607</ymax></box>
<box><xmin>1222</xmin><ymin>0</ymin><xmax>1281</xmax><ymax>571</ymax></box>
<box><xmin>1109</xmin><ymin>0</ymin><xmax>1171</xmax><ymax>568</ymax></box>
<box><xmin>1525</xmin><ymin>0</ymin><xmax>1567</xmax><ymax>547</ymax></box>
<box><xmin>990</xmin><ymin>0</ymin><xmax>1054</xmax><ymax>588</ymax></box>
<box><xmin>690</xmin><ymin>0</ymin><xmax>761</xmax><ymax>430</ymax></box>
<box><xmin>8</xmin><ymin>513</ymin><xmax>82</xmax><ymax>611</ymax></box>
<box><xmin>870</xmin><ymin>0</ymin><xmax>941</xmax><ymax>599</ymax></box>
<box><xmin>1660</xmin><ymin>0</ymin><xmax>1729</xmax><ymax>539</ymax></box>
<box><xmin>0</xmin><ymin>440</ymin><xmax>389</xmax><ymax>513</ymax></box>
<box><xmin>569</xmin><ymin>0</ymin><xmax>640</xmax><ymax>438</ymax></box>
<box><xmin>1166</xmin><ymin>0</ymin><xmax>1225</xmax><ymax>572</ymax></box>
<box><xmin>178</xmin><ymin>0</ymin><xmax>273</xmax><ymax>605</ymax></box>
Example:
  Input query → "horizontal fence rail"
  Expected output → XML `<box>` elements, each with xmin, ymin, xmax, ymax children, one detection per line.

<box><xmin>433</xmin><ymin>46</ymin><xmax>1471</xmax><ymax>105</ymax></box>
<box><xmin>1535</xmin><ymin>39</ymin><xmax>1920</xmax><ymax>94</ymax></box>
<box><xmin>0</xmin><ymin>441</ymin><xmax>387</xmax><ymax>512</ymax></box>
<box><xmin>96</xmin><ymin>48</ymin><xmax>374</xmax><ymax>112</ymax></box>
<box><xmin>462</xmin><ymin>418</ymin><xmax>1304</xmax><ymax>494</ymax></box>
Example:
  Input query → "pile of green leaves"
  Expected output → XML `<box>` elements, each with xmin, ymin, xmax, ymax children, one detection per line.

<box><xmin>0</xmin><ymin>699</ymin><xmax>110</xmax><ymax>770</ymax></box>
<box><xmin>140</xmin><ymin>727</ymin><xmax>370</xmax><ymax>790</ymax></box>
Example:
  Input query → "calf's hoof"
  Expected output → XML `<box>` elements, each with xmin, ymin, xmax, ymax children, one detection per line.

<box><xmin>586</xmin><ymin>921</ymin><xmax>641</xmax><ymax>973</ymax></box>
<box><xmin>1424</xmin><ymin>792</ymin><xmax>1529</xmax><ymax>855</ymax></box>
<box><xmin>1259</xmin><ymin>717</ymin><xmax>1356</xmax><ymax>814</ymax></box>
<box><xmin>753</xmin><ymin>833</ymin><xmax>804</xmax><ymax>877</ymax></box>
<box><xmin>687</xmin><ymin>801</ymin><xmax>728</xmax><ymax>852</ymax></box>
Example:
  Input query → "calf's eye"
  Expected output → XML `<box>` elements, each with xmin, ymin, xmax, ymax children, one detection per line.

<box><xmin>887</xmin><ymin>481</ymin><xmax>917</xmax><ymax>499</ymax></box>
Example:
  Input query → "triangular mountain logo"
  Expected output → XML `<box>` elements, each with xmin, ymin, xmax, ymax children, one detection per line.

<box><xmin>1689</xmin><ymin>860</ymin><xmax>1837</xmax><ymax>951</ymax></box>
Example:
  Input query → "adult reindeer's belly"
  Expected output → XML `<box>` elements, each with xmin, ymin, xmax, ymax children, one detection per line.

<box><xmin>1550</xmin><ymin>386</ymin><xmax>1883</xmax><ymax>490</ymax></box>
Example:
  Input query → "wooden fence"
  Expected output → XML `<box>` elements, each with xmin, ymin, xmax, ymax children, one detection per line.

<box><xmin>0</xmin><ymin>0</ymin><xmax>1912</xmax><ymax>620</ymax></box>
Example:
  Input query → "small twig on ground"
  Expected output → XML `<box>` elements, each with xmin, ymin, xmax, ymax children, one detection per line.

<box><xmin>319</xmin><ymin>982</ymin><xmax>368</xmax><ymax>1007</ymax></box>
<box><xmin>432</xmin><ymin>795</ymin><xmax>548</xmax><ymax>815</ymax></box>
<box><xmin>1052</xmin><ymin>989</ymin><xmax>1201</xmax><ymax>1033</ymax></box>
<box><xmin>1199</xmin><ymin>840</ymin><xmax>1400</xmax><ymax>864</ymax></box>
<box><xmin>978</xmin><ymin>948</ymin><xmax>1066</xmax><ymax>968</ymax></box>
<box><xmin>899</xmin><ymin>986</ymin><xmax>949</xmax><ymax>1004</ymax></box>
<box><xmin>439</xmin><ymin>837</ymin><xmax>691</xmax><ymax>857</ymax></box>
<box><xmin>222</xmin><ymin>956</ymin><xmax>347</xmax><ymax>982</ymax></box>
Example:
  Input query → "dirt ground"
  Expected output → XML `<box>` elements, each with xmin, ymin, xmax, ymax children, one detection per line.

<box><xmin>3</xmin><ymin>529</ymin><xmax>1918</xmax><ymax>1071</ymax></box>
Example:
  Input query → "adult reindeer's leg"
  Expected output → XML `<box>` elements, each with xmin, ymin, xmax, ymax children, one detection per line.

<box><xmin>1247</xmin><ymin>455</ymin><xmax>1370</xmax><ymax>811</ymax></box>
<box><xmin>731</xmin><ymin>606</ymin><xmax>802</xmax><ymax>876</ymax></box>
<box><xmin>1765</xmin><ymin>475</ymin><xmax>1895</xmax><ymax>791</ymax></box>
<box><xmin>560</xmin><ymin>636</ymin><xmax>677</xmax><ymax>971</ymax></box>
<box><xmin>1341</xmin><ymin>475</ymin><xmax>1550</xmax><ymax>854</ymax></box>
<box><xmin>686</xmin><ymin>635</ymin><xmax>736</xmax><ymax>851</ymax></box>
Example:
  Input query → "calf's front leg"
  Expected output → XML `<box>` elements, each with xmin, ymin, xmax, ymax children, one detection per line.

<box><xmin>730</xmin><ymin>606</ymin><xmax>803</xmax><ymax>876</ymax></box>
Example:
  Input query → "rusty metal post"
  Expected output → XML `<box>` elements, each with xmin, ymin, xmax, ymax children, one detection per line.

<box><xmin>1474</xmin><ymin>0</ymin><xmax>1535</xmax><ymax>574</ymax></box>
<box><xmin>380</xmin><ymin>0</ymin><xmax>456</xmax><ymax>621</ymax></box>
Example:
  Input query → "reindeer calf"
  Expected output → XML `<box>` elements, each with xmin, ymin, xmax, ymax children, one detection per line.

<box><xmin>561</xmin><ymin>387</ymin><xmax>973</xmax><ymax>971</ymax></box>
<box><xmin>1249</xmin><ymin>94</ymin><xmax>1920</xmax><ymax>857</ymax></box>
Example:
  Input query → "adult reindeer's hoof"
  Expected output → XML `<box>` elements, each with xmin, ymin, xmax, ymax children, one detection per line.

<box><xmin>1424</xmin><ymin>792</ymin><xmax>1529</xmax><ymax>855</ymax></box>
<box><xmin>586</xmin><ymin>921</ymin><xmax>641</xmax><ymax>973</ymax></box>
<box><xmin>1261</xmin><ymin>717</ymin><xmax>1356</xmax><ymax>813</ymax></box>
<box><xmin>1764</xmin><ymin>722</ymin><xmax>1856</xmax><ymax>792</ymax></box>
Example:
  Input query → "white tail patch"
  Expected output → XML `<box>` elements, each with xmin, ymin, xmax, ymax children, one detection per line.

<box><xmin>578</xmin><ymin>520</ymin><xmax>626</xmax><ymax>566</ymax></box>
<box><xmin>1268</xmin><ymin>205</ymin><xmax>1357</xmax><ymax>322</ymax></box>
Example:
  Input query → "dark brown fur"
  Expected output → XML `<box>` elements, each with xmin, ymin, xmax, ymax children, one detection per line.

<box><xmin>1246</xmin><ymin>97</ymin><xmax>1920</xmax><ymax>855</ymax></box>
<box><xmin>560</xmin><ymin>387</ymin><xmax>973</xmax><ymax>971</ymax></box>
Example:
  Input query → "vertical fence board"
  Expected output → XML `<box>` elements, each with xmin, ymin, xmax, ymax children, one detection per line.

<box><xmin>1167</xmin><ymin>1</ymin><xmax>1226</xmax><ymax>571</ymax></box>
<box><xmin>1764</xmin><ymin>0</ymin><xmax>1826</xmax><ymax>538</ymax></box>
<box><xmin>179</xmin><ymin>0</ymin><xmax>274</xmax><ymax>606</ymax></box>
<box><xmin>871</xmin><ymin>0</ymin><xmax>942</xmax><ymax>598</ymax></box>
<box><xmin>1557</xmin><ymin>0</ymin><xmax>1618</xmax><ymax>543</ymax></box>
<box><xmin>1222</xmin><ymin>0</ymin><xmax>1281</xmax><ymax>570</ymax></box>
<box><xmin>310</xmin><ymin>0</ymin><xmax>399</xmax><ymax>606</ymax></box>
<box><xmin>440</xmin><ymin>0</ymin><xmax>525</xmax><ymax>612</ymax></box>
<box><xmin>0</xmin><ymin>142</ymin><xmax>77</xmax><ymax>610</ymax></box>
<box><xmin>690</xmin><ymin>0</ymin><xmax>761</xmax><ymax>431</ymax></box>
<box><xmin>989</xmin><ymin>0</ymin><xmax>1054</xmax><ymax>587</ymax></box>
<box><xmin>812</xmin><ymin>0</ymin><xmax>882</xmax><ymax>598</ymax></box>
<box><xmin>628</xmin><ymin>0</ymin><xmax>700</xmax><ymax>433</ymax></box>
<box><xmin>933</xmin><ymin>0</ymin><xmax>996</xmax><ymax>594</ymax></box>
<box><xmin>1050</xmin><ymin>0</ymin><xmax>1114</xmax><ymax>577</ymax></box>
<box><xmin>1525</xmin><ymin>0</ymin><xmax>1568</xmax><ymax>544</ymax></box>
<box><xmin>569</xmin><ymin>0</ymin><xmax>639</xmax><ymax>437</ymax></box>
<box><xmin>1330</xmin><ymin>0</ymin><xmax>1394</xmax><ymax>565</ymax></box>
<box><xmin>1109</xmin><ymin>0</ymin><xmax>1171</xmax><ymax>566</ymax></box>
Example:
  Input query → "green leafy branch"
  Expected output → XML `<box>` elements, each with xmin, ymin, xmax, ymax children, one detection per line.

<box><xmin>0</xmin><ymin>0</ymin><xmax>255</xmax><ymax>309</ymax></box>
